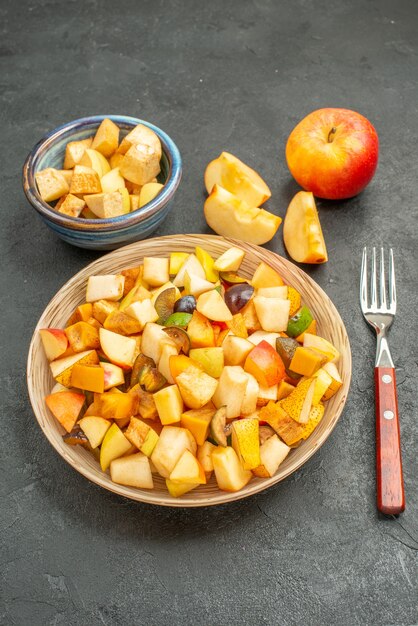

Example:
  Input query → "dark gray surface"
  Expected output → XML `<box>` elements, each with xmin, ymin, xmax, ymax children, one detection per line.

<box><xmin>1</xmin><ymin>1</ymin><xmax>417</xmax><ymax>624</ymax></box>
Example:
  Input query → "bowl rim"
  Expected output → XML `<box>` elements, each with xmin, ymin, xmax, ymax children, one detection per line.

<box><xmin>22</xmin><ymin>115</ymin><xmax>182</xmax><ymax>233</ymax></box>
<box><xmin>26</xmin><ymin>234</ymin><xmax>352</xmax><ymax>508</ymax></box>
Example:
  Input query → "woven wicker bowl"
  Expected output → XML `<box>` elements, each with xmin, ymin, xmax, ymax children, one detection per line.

<box><xmin>27</xmin><ymin>234</ymin><xmax>351</xmax><ymax>507</ymax></box>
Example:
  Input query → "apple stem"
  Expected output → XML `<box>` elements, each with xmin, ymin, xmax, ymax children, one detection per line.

<box><xmin>327</xmin><ymin>127</ymin><xmax>337</xmax><ymax>143</ymax></box>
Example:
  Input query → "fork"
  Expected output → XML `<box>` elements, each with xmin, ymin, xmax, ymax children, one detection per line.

<box><xmin>360</xmin><ymin>247</ymin><xmax>405</xmax><ymax>515</ymax></box>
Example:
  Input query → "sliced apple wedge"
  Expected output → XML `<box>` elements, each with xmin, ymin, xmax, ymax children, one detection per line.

<box><xmin>100</xmin><ymin>423</ymin><xmax>132</xmax><ymax>471</ymax></box>
<box><xmin>252</xmin><ymin>434</ymin><xmax>290</xmax><ymax>478</ymax></box>
<box><xmin>39</xmin><ymin>328</ymin><xmax>68</xmax><ymax>361</ymax></box>
<box><xmin>169</xmin><ymin>450</ymin><xmax>206</xmax><ymax>484</ymax></box>
<box><xmin>86</xmin><ymin>274</ymin><xmax>125</xmax><ymax>302</ymax></box>
<box><xmin>204</xmin><ymin>185</ymin><xmax>281</xmax><ymax>245</ymax></box>
<box><xmin>99</xmin><ymin>328</ymin><xmax>137</xmax><ymax>369</ymax></box>
<box><xmin>110</xmin><ymin>453</ymin><xmax>154</xmax><ymax>489</ymax></box>
<box><xmin>78</xmin><ymin>415</ymin><xmax>111</xmax><ymax>448</ymax></box>
<box><xmin>211</xmin><ymin>446</ymin><xmax>252</xmax><ymax>492</ymax></box>
<box><xmin>196</xmin><ymin>289</ymin><xmax>233</xmax><ymax>322</ymax></box>
<box><xmin>283</xmin><ymin>191</ymin><xmax>328</xmax><ymax>264</ymax></box>
<box><xmin>213</xmin><ymin>247</ymin><xmax>245</xmax><ymax>272</ymax></box>
<box><xmin>204</xmin><ymin>152</ymin><xmax>271</xmax><ymax>207</ymax></box>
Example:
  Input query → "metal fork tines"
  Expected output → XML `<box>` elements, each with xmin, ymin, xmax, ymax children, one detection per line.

<box><xmin>360</xmin><ymin>247</ymin><xmax>396</xmax><ymax>367</ymax></box>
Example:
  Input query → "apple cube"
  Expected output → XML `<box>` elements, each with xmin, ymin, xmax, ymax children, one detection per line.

<box><xmin>256</xmin><ymin>383</ymin><xmax>278</xmax><ymax>406</ymax></box>
<box><xmin>173</xmin><ymin>254</ymin><xmax>205</xmax><ymax>287</ymax></box>
<box><xmin>322</xmin><ymin>362</ymin><xmax>343</xmax><ymax>400</ymax></box>
<box><xmin>99</xmin><ymin>328</ymin><xmax>137</xmax><ymax>369</ymax></box>
<box><xmin>120</xmin><ymin>143</ymin><xmax>161</xmax><ymax>185</ymax></box>
<box><xmin>184</xmin><ymin>272</ymin><xmax>216</xmax><ymax>297</ymax></box>
<box><xmin>139</xmin><ymin>182</ymin><xmax>164</xmax><ymax>208</ymax></box>
<box><xmin>253</xmin><ymin>296</ymin><xmax>290</xmax><ymax>332</ymax></box>
<box><xmin>78</xmin><ymin>416</ymin><xmax>111</xmax><ymax>448</ymax></box>
<box><xmin>231</xmin><ymin>418</ymin><xmax>261</xmax><ymax>470</ymax></box>
<box><xmin>169</xmin><ymin>450</ymin><xmax>206</xmax><ymax>484</ymax></box>
<box><xmin>79</xmin><ymin>148</ymin><xmax>111</xmax><ymax>177</ymax></box>
<box><xmin>188</xmin><ymin>347</ymin><xmax>224</xmax><ymax>378</ymax></box>
<box><xmin>70</xmin><ymin>165</ymin><xmax>102</xmax><ymax>195</ymax></box>
<box><xmin>124</xmin><ymin>417</ymin><xmax>159</xmax><ymax>457</ymax></box>
<box><xmin>125</xmin><ymin>299</ymin><xmax>159</xmax><ymax>330</ymax></box>
<box><xmin>56</xmin><ymin>193</ymin><xmax>85</xmax><ymax>217</ymax></box>
<box><xmin>196</xmin><ymin>289</ymin><xmax>232</xmax><ymax>322</ymax></box>
<box><xmin>153</xmin><ymin>384</ymin><xmax>184</xmax><ymax>425</ymax></box>
<box><xmin>63</xmin><ymin>137</ymin><xmax>92</xmax><ymax>169</ymax></box>
<box><xmin>117</xmin><ymin>123</ymin><xmax>162</xmax><ymax>157</ymax></box>
<box><xmin>84</xmin><ymin>191</ymin><xmax>128</xmax><ymax>218</ymax></box>
<box><xmin>92</xmin><ymin>299</ymin><xmax>119</xmax><ymax>324</ymax></box>
<box><xmin>303</xmin><ymin>333</ymin><xmax>340</xmax><ymax>363</ymax></box>
<box><xmin>252</xmin><ymin>435</ymin><xmax>290</xmax><ymax>478</ymax></box>
<box><xmin>39</xmin><ymin>328</ymin><xmax>68</xmax><ymax>361</ymax></box>
<box><xmin>256</xmin><ymin>286</ymin><xmax>288</xmax><ymax>299</ymax></box>
<box><xmin>35</xmin><ymin>168</ymin><xmax>70</xmax><ymax>202</ymax></box>
<box><xmin>86</xmin><ymin>275</ymin><xmax>125</xmax><ymax>302</ymax></box>
<box><xmin>45</xmin><ymin>390</ymin><xmax>85</xmax><ymax>433</ymax></box>
<box><xmin>240</xmin><ymin>373</ymin><xmax>259</xmax><ymax>416</ymax></box>
<box><xmin>151</xmin><ymin>426</ymin><xmax>197</xmax><ymax>478</ymax></box>
<box><xmin>222</xmin><ymin>335</ymin><xmax>254</xmax><ymax>366</ymax></box>
<box><xmin>141</xmin><ymin>322</ymin><xmax>177</xmax><ymax>364</ymax></box>
<box><xmin>110</xmin><ymin>452</ymin><xmax>154</xmax><ymax>489</ymax></box>
<box><xmin>213</xmin><ymin>247</ymin><xmax>245</xmax><ymax>272</ymax></box>
<box><xmin>247</xmin><ymin>330</ymin><xmax>280</xmax><ymax>349</ymax></box>
<box><xmin>211</xmin><ymin>446</ymin><xmax>252</xmax><ymax>492</ymax></box>
<box><xmin>165</xmin><ymin>479</ymin><xmax>199</xmax><ymax>498</ymax></box>
<box><xmin>251</xmin><ymin>262</ymin><xmax>284</xmax><ymax>288</ymax></box>
<box><xmin>311</xmin><ymin>368</ymin><xmax>333</xmax><ymax>404</ymax></box>
<box><xmin>176</xmin><ymin>366</ymin><xmax>218</xmax><ymax>410</ymax></box>
<box><xmin>212</xmin><ymin>365</ymin><xmax>248</xmax><ymax>419</ymax></box>
<box><xmin>143</xmin><ymin>257</ymin><xmax>170</xmax><ymax>287</ymax></box>
<box><xmin>91</xmin><ymin>118</ymin><xmax>119</xmax><ymax>157</ymax></box>
<box><xmin>100</xmin><ymin>423</ymin><xmax>132</xmax><ymax>471</ymax></box>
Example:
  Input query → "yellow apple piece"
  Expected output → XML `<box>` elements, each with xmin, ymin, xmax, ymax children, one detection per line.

<box><xmin>169</xmin><ymin>450</ymin><xmax>206</xmax><ymax>484</ymax></box>
<box><xmin>143</xmin><ymin>257</ymin><xmax>170</xmax><ymax>287</ymax></box>
<box><xmin>120</xmin><ymin>143</ymin><xmax>161</xmax><ymax>185</ymax></box>
<box><xmin>45</xmin><ymin>390</ymin><xmax>85</xmax><ymax>433</ymax></box>
<box><xmin>117</xmin><ymin>124</ymin><xmax>162</xmax><ymax>157</ymax></box>
<box><xmin>280</xmin><ymin>378</ymin><xmax>316</xmax><ymax>424</ymax></box>
<box><xmin>256</xmin><ymin>286</ymin><xmax>288</xmax><ymax>299</ymax></box>
<box><xmin>151</xmin><ymin>426</ymin><xmax>197</xmax><ymax>478</ymax></box>
<box><xmin>211</xmin><ymin>446</ymin><xmax>252</xmax><ymax>492</ymax></box>
<box><xmin>195</xmin><ymin>246</ymin><xmax>219</xmax><ymax>282</ymax></box>
<box><xmin>39</xmin><ymin>328</ymin><xmax>68</xmax><ymax>361</ymax></box>
<box><xmin>252</xmin><ymin>434</ymin><xmax>290</xmax><ymax>478</ymax></box>
<box><xmin>303</xmin><ymin>333</ymin><xmax>340</xmax><ymax>363</ymax></box>
<box><xmin>78</xmin><ymin>415</ymin><xmax>111</xmax><ymax>448</ymax></box>
<box><xmin>100</xmin><ymin>423</ymin><xmax>132</xmax><ymax>471</ymax></box>
<box><xmin>139</xmin><ymin>182</ymin><xmax>164</xmax><ymax>207</ymax></box>
<box><xmin>173</xmin><ymin>254</ymin><xmax>205</xmax><ymax>287</ymax></box>
<box><xmin>56</xmin><ymin>193</ymin><xmax>85</xmax><ymax>217</ymax></box>
<box><xmin>79</xmin><ymin>148</ymin><xmax>111</xmax><ymax>177</ymax></box>
<box><xmin>166</xmin><ymin>479</ymin><xmax>199</xmax><ymax>497</ymax></box>
<box><xmin>188</xmin><ymin>347</ymin><xmax>224</xmax><ymax>378</ymax></box>
<box><xmin>212</xmin><ymin>365</ymin><xmax>248</xmax><ymax>419</ymax></box>
<box><xmin>180</xmin><ymin>406</ymin><xmax>216</xmax><ymax>446</ymax></box>
<box><xmin>125</xmin><ymin>299</ymin><xmax>159</xmax><ymax>331</ymax></box>
<box><xmin>196</xmin><ymin>289</ymin><xmax>233</xmax><ymax>322</ymax></box>
<box><xmin>71</xmin><ymin>363</ymin><xmax>105</xmax><ymax>393</ymax></box>
<box><xmin>253</xmin><ymin>296</ymin><xmax>291</xmax><ymax>332</ymax></box>
<box><xmin>110</xmin><ymin>452</ymin><xmax>154</xmax><ymax>489</ymax></box>
<box><xmin>183</xmin><ymin>272</ymin><xmax>216</xmax><ymax>297</ymax></box>
<box><xmin>100</xmin><ymin>167</ymin><xmax>125</xmax><ymax>193</ymax></box>
<box><xmin>197</xmin><ymin>440</ymin><xmax>216</xmax><ymax>480</ymax></box>
<box><xmin>35</xmin><ymin>168</ymin><xmax>70</xmax><ymax>202</ymax></box>
<box><xmin>222</xmin><ymin>336</ymin><xmax>254</xmax><ymax>366</ymax></box>
<box><xmin>231</xmin><ymin>417</ymin><xmax>261</xmax><ymax>470</ymax></box>
<box><xmin>84</xmin><ymin>191</ymin><xmax>127</xmax><ymax>218</ymax></box>
<box><xmin>63</xmin><ymin>137</ymin><xmax>93</xmax><ymax>169</ymax></box>
<box><xmin>69</xmin><ymin>165</ymin><xmax>101</xmax><ymax>195</ymax></box>
<box><xmin>153</xmin><ymin>384</ymin><xmax>184</xmax><ymax>425</ymax></box>
<box><xmin>311</xmin><ymin>368</ymin><xmax>333</xmax><ymax>404</ymax></box>
<box><xmin>213</xmin><ymin>247</ymin><xmax>245</xmax><ymax>272</ymax></box>
<box><xmin>158</xmin><ymin>343</ymin><xmax>179</xmax><ymax>384</ymax></box>
<box><xmin>283</xmin><ymin>191</ymin><xmax>328</xmax><ymax>264</ymax></box>
<box><xmin>50</xmin><ymin>350</ymin><xmax>99</xmax><ymax>387</ymax></box>
<box><xmin>92</xmin><ymin>299</ymin><xmax>119</xmax><ymax>324</ymax></box>
<box><xmin>86</xmin><ymin>275</ymin><xmax>125</xmax><ymax>302</ymax></box>
<box><xmin>176</xmin><ymin>366</ymin><xmax>218</xmax><ymax>410</ymax></box>
<box><xmin>322</xmin><ymin>362</ymin><xmax>343</xmax><ymax>399</ymax></box>
<box><xmin>169</xmin><ymin>252</ymin><xmax>189</xmax><ymax>276</ymax></box>
<box><xmin>204</xmin><ymin>151</ymin><xmax>271</xmax><ymax>207</ymax></box>
<box><xmin>91</xmin><ymin>118</ymin><xmax>120</xmax><ymax>157</ymax></box>
<box><xmin>251</xmin><ymin>262</ymin><xmax>284</xmax><ymax>288</ymax></box>
<box><xmin>140</xmin><ymin>322</ymin><xmax>177</xmax><ymax>364</ymax></box>
<box><xmin>99</xmin><ymin>328</ymin><xmax>137</xmax><ymax>369</ymax></box>
<box><xmin>247</xmin><ymin>330</ymin><xmax>280</xmax><ymax>349</ymax></box>
<box><xmin>204</xmin><ymin>185</ymin><xmax>281</xmax><ymax>245</ymax></box>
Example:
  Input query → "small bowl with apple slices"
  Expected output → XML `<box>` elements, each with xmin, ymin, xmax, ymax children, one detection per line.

<box><xmin>22</xmin><ymin>115</ymin><xmax>182</xmax><ymax>250</ymax></box>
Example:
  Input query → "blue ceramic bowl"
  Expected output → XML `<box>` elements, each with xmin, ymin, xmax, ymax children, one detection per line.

<box><xmin>23</xmin><ymin>115</ymin><xmax>182</xmax><ymax>250</ymax></box>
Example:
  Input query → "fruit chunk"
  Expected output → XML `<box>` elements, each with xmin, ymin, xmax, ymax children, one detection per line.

<box><xmin>117</xmin><ymin>124</ymin><xmax>162</xmax><ymax>157</ymax></box>
<box><xmin>71</xmin><ymin>364</ymin><xmax>104</xmax><ymax>393</ymax></box>
<box><xmin>286</xmin><ymin>306</ymin><xmax>314</xmax><ymax>338</ymax></box>
<box><xmin>283</xmin><ymin>191</ymin><xmax>328</xmax><ymax>264</ymax></box>
<box><xmin>35</xmin><ymin>168</ymin><xmax>70</xmax><ymax>202</ymax></box>
<box><xmin>45</xmin><ymin>391</ymin><xmax>85</xmax><ymax>433</ymax></box>
<box><xmin>125</xmin><ymin>299</ymin><xmax>159</xmax><ymax>330</ymax></box>
<box><xmin>91</xmin><ymin>118</ymin><xmax>119</xmax><ymax>157</ymax></box>
<box><xmin>65</xmin><ymin>321</ymin><xmax>100</xmax><ymax>352</ymax></box>
<box><xmin>322</xmin><ymin>362</ymin><xmax>343</xmax><ymax>399</ymax></box>
<box><xmin>184</xmin><ymin>273</ymin><xmax>215</xmax><ymax>297</ymax></box>
<box><xmin>188</xmin><ymin>347</ymin><xmax>224</xmax><ymax>378</ymax></box>
<box><xmin>78</xmin><ymin>416</ymin><xmax>111</xmax><ymax>448</ymax></box>
<box><xmin>222</xmin><ymin>336</ymin><xmax>254</xmax><ymax>366</ymax></box>
<box><xmin>151</xmin><ymin>426</ymin><xmax>197</xmax><ymax>478</ymax></box>
<box><xmin>303</xmin><ymin>333</ymin><xmax>340</xmax><ymax>363</ymax></box>
<box><xmin>99</xmin><ymin>328</ymin><xmax>137</xmax><ymax>369</ymax></box>
<box><xmin>253</xmin><ymin>296</ymin><xmax>290</xmax><ymax>332</ymax></box>
<box><xmin>169</xmin><ymin>450</ymin><xmax>206</xmax><ymax>484</ymax></box>
<box><xmin>213</xmin><ymin>247</ymin><xmax>245</xmax><ymax>272</ymax></box>
<box><xmin>289</xmin><ymin>347</ymin><xmax>326</xmax><ymax>377</ymax></box>
<box><xmin>153</xmin><ymin>384</ymin><xmax>184</xmax><ymax>425</ymax></box>
<box><xmin>70</xmin><ymin>165</ymin><xmax>102</xmax><ymax>195</ymax></box>
<box><xmin>231</xmin><ymin>417</ymin><xmax>261</xmax><ymax>470</ymax></box>
<box><xmin>143</xmin><ymin>257</ymin><xmax>170</xmax><ymax>287</ymax></box>
<box><xmin>251</xmin><ymin>262</ymin><xmax>284</xmax><ymax>288</ymax></box>
<box><xmin>196</xmin><ymin>290</ymin><xmax>233</xmax><ymax>322</ymax></box>
<box><xmin>181</xmin><ymin>407</ymin><xmax>215</xmax><ymax>446</ymax></box>
<box><xmin>211</xmin><ymin>446</ymin><xmax>252</xmax><ymax>492</ymax></box>
<box><xmin>187</xmin><ymin>310</ymin><xmax>215</xmax><ymax>348</ymax></box>
<box><xmin>210</xmin><ymin>406</ymin><xmax>228</xmax><ymax>446</ymax></box>
<box><xmin>300</xmin><ymin>403</ymin><xmax>325</xmax><ymax>439</ymax></box>
<box><xmin>195</xmin><ymin>247</ymin><xmax>219</xmax><ymax>282</ymax></box>
<box><xmin>170</xmin><ymin>252</ymin><xmax>189</xmax><ymax>276</ymax></box>
<box><xmin>176</xmin><ymin>366</ymin><xmax>218</xmax><ymax>410</ymax></box>
<box><xmin>259</xmin><ymin>402</ymin><xmax>304</xmax><ymax>446</ymax></box>
<box><xmin>79</xmin><ymin>148</ymin><xmax>111</xmax><ymax>177</ymax></box>
<box><xmin>139</xmin><ymin>182</ymin><xmax>164</xmax><ymax>207</ymax></box>
<box><xmin>141</xmin><ymin>322</ymin><xmax>177</xmax><ymax>364</ymax></box>
<box><xmin>244</xmin><ymin>341</ymin><xmax>285</xmax><ymax>387</ymax></box>
<box><xmin>98</xmin><ymin>391</ymin><xmax>137</xmax><ymax>420</ymax></box>
<box><xmin>252</xmin><ymin>434</ymin><xmax>290</xmax><ymax>478</ymax></box>
<box><xmin>248</xmin><ymin>330</ymin><xmax>280</xmax><ymax>349</ymax></box>
<box><xmin>280</xmin><ymin>378</ymin><xmax>316</xmax><ymax>424</ymax></box>
<box><xmin>173</xmin><ymin>254</ymin><xmax>205</xmax><ymax>287</ymax></box>
<box><xmin>256</xmin><ymin>286</ymin><xmax>288</xmax><ymax>299</ymax></box>
<box><xmin>311</xmin><ymin>368</ymin><xmax>333</xmax><ymax>404</ymax></box>
<box><xmin>39</xmin><ymin>328</ymin><xmax>69</xmax><ymax>361</ymax></box>
<box><xmin>86</xmin><ymin>275</ymin><xmax>124</xmax><ymax>302</ymax></box>
<box><xmin>100</xmin><ymin>423</ymin><xmax>132</xmax><ymax>471</ymax></box>
<box><xmin>56</xmin><ymin>193</ymin><xmax>85</xmax><ymax>217</ymax></box>
<box><xmin>204</xmin><ymin>185</ymin><xmax>281</xmax><ymax>245</ymax></box>
<box><xmin>166</xmin><ymin>479</ymin><xmax>199</xmax><ymax>497</ymax></box>
<box><xmin>110</xmin><ymin>453</ymin><xmax>154</xmax><ymax>489</ymax></box>
<box><xmin>63</xmin><ymin>138</ymin><xmax>93</xmax><ymax>169</ymax></box>
<box><xmin>212</xmin><ymin>366</ymin><xmax>248</xmax><ymax>419</ymax></box>
<box><xmin>120</xmin><ymin>143</ymin><xmax>161</xmax><ymax>185</ymax></box>
<box><xmin>240</xmin><ymin>373</ymin><xmax>259</xmax><ymax>416</ymax></box>
<box><xmin>204</xmin><ymin>152</ymin><xmax>271</xmax><ymax>207</ymax></box>
<box><xmin>224</xmin><ymin>284</ymin><xmax>254</xmax><ymax>315</ymax></box>
<box><xmin>197</xmin><ymin>441</ymin><xmax>216</xmax><ymax>478</ymax></box>
<box><xmin>124</xmin><ymin>417</ymin><xmax>159</xmax><ymax>456</ymax></box>
<box><xmin>50</xmin><ymin>350</ymin><xmax>99</xmax><ymax>387</ymax></box>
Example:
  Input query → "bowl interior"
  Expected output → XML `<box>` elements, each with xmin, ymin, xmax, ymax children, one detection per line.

<box><xmin>27</xmin><ymin>234</ymin><xmax>352</xmax><ymax>507</ymax></box>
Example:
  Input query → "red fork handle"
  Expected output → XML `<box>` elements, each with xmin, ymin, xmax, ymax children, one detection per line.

<box><xmin>375</xmin><ymin>366</ymin><xmax>405</xmax><ymax>515</ymax></box>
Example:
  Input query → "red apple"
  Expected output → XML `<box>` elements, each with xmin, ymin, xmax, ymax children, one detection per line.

<box><xmin>39</xmin><ymin>328</ymin><xmax>68</xmax><ymax>361</ymax></box>
<box><xmin>286</xmin><ymin>108</ymin><xmax>379</xmax><ymax>199</ymax></box>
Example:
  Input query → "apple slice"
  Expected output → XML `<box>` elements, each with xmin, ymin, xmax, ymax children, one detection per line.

<box><xmin>99</xmin><ymin>328</ymin><xmax>137</xmax><ymax>369</ymax></box>
<box><xmin>283</xmin><ymin>191</ymin><xmax>328</xmax><ymax>264</ymax></box>
<box><xmin>196</xmin><ymin>289</ymin><xmax>233</xmax><ymax>322</ymax></box>
<box><xmin>169</xmin><ymin>450</ymin><xmax>206</xmax><ymax>484</ymax></box>
<box><xmin>204</xmin><ymin>185</ymin><xmax>281</xmax><ymax>245</ymax></box>
<box><xmin>303</xmin><ymin>333</ymin><xmax>340</xmax><ymax>363</ymax></box>
<box><xmin>100</xmin><ymin>423</ymin><xmax>132</xmax><ymax>471</ymax></box>
<box><xmin>78</xmin><ymin>415</ymin><xmax>111</xmax><ymax>448</ymax></box>
<box><xmin>211</xmin><ymin>446</ymin><xmax>252</xmax><ymax>492</ymax></box>
<box><xmin>151</xmin><ymin>426</ymin><xmax>197</xmax><ymax>478</ymax></box>
<box><xmin>252</xmin><ymin>434</ymin><xmax>290</xmax><ymax>478</ymax></box>
<box><xmin>213</xmin><ymin>247</ymin><xmax>245</xmax><ymax>272</ymax></box>
<box><xmin>253</xmin><ymin>296</ymin><xmax>291</xmax><ymax>332</ymax></box>
<box><xmin>184</xmin><ymin>272</ymin><xmax>216</xmax><ymax>297</ymax></box>
<box><xmin>79</xmin><ymin>148</ymin><xmax>111</xmax><ymax>177</ymax></box>
<box><xmin>173</xmin><ymin>254</ymin><xmax>205</xmax><ymax>287</ymax></box>
<box><xmin>322</xmin><ymin>362</ymin><xmax>343</xmax><ymax>399</ymax></box>
<box><xmin>212</xmin><ymin>365</ymin><xmax>248</xmax><ymax>419</ymax></box>
<box><xmin>110</xmin><ymin>453</ymin><xmax>154</xmax><ymax>489</ymax></box>
<box><xmin>39</xmin><ymin>328</ymin><xmax>68</xmax><ymax>361</ymax></box>
<box><xmin>45</xmin><ymin>390</ymin><xmax>85</xmax><ymax>433</ymax></box>
<box><xmin>100</xmin><ymin>168</ymin><xmax>126</xmax><ymax>193</ymax></box>
<box><xmin>204</xmin><ymin>152</ymin><xmax>271</xmax><ymax>207</ymax></box>
<box><xmin>86</xmin><ymin>274</ymin><xmax>125</xmax><ymax>302</ymax></box>
<box><xmin>50</xmin><ymin>350</ymin><xmax>99</xmax><ymax>387</ymax></box>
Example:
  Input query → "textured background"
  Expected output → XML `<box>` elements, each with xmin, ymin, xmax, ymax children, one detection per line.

<box><xmin>1</xmin><ymin>0</ymin><xmax>417</xmax><ymax>624</ymax></box>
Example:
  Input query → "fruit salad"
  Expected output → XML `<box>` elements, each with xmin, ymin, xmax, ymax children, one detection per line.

<box><xmin>40</xmin><ymin>246</ymin><xmax>342</xmax><ymax>497</ymax></box>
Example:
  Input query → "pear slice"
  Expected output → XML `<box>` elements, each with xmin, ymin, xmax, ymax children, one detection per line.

<box><xmin>280</xmin><ymin>378</ymin><xmax>316</xmax><ymax>424</ymax></box>
<box><xmin>204</xmin><ymin>185</ymin><xmax>281</xmax><ymax>245</ymax></box>
<box><xmin>283</xmin><ymin>191</ymin><xmax>328</xmax><ymax>263</ymax></box>
<box><xmin>204</xmin><ymin>152</ymin><xmax>271</xmax><ymax>207</ymax></box>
